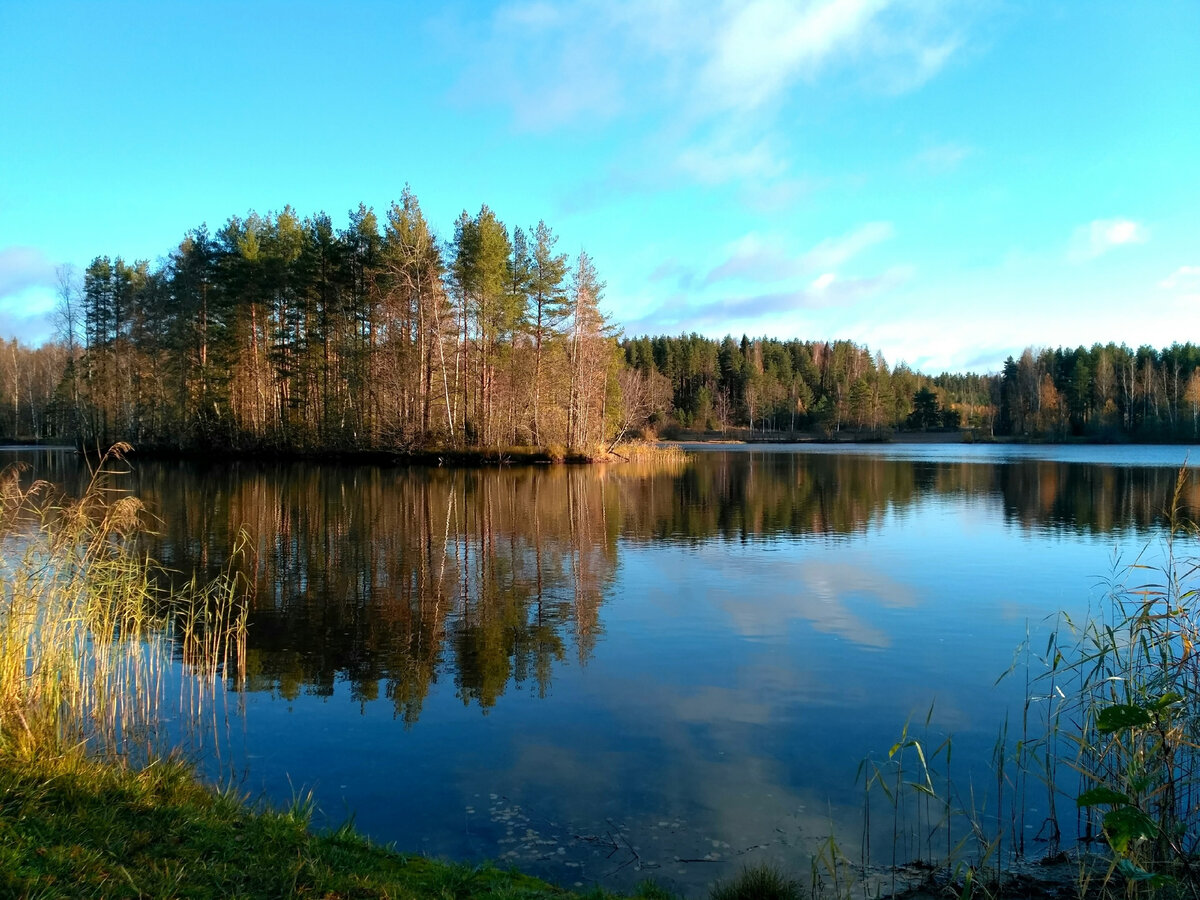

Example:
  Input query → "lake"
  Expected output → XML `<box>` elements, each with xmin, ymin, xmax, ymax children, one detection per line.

<box><xmin>6</xmin><ymin>443</ymin><xmax>1200</xmax><ymax>895</ymax></box>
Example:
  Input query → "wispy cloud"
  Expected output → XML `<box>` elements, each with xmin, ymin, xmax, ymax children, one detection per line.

<box><xmin>457</xmin><ymin>0</ymin><xmax>974</xmax><ymax>197</ymax></box>
<box><xmin>802</xmin><ymin>221</ymin><xmax>895</xmax><ymax>270</ymax></box>
<box><xmin>0</xmin><ymin>246</ymin><xmax>58</xmax><ymax>299</ymax></box>
<box><xmin>647</xmin><ymin>259</ymin><xmax>699</xmax><ymax>290</ymax></box>
<box><xmin>912</xmin><ymin>141</ymin><xmax>973</xmax><ymax>173</ymax></box>
<box><xmin>1159</xmin><ymin>265</ymin><xmax>1200</xmax><ymax>306</ymax></box>
<box><xmin>624</xmin><ymin>264</ymin><xmax>911</xmax><ymax>335</ymax></box>
<box><xmin>445</xmin><ymin>3</ymin><xmax>625</xmax><ymax>132</ymax></box>
<box><xmin>1068</xmin><ymin>218</ymin><xmax>1148</xmax><ymax>262</ymax></box>
<box><xmin>0</xmin><ymin>247</ymin><xmax>60</xmax><ymax>345</ymax></box>
<box><xmin>703</xmin><ymin>221</ymin><xmax>895</xmax><ymax>286</ymax></box>
<box><xmin>698</xmin><ymin>0</ymin><xmax>892</xmax><ymax>111</ymax></box>
<box><xmin>703</xmin><ymin>233</ymin><xmax>795</xmax><ymax>285</ymax></box>
<box><xmin>1159</xmin><ymin>265</ymin><xmax>1200</xmax><ymax>292</ymax></box>
<box><xmin>676</xmin><ymin>138</ymin><xmax>787</xmax><ymax>185</ymax></box>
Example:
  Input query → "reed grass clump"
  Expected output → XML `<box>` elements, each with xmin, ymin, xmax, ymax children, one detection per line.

<box><xmin>612</xmin><ymin>440</ymin><xmax>689</xmax><ymax>465</ymax></box>
<box><xmin>709</xmin><ymin>863</ymin><xmax>802</xmax><ymax>900</ymax></box>
<box><xmin>0</xmin><ymin>445</ymin><xmax>246</xmax><ymax>762</ymax></box>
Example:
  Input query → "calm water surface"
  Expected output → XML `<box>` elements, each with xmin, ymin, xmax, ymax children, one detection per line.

<box><xmin>9</xmin><ymin>444</ymin><xmax>1200</xmax><ymax>895</ymax></box>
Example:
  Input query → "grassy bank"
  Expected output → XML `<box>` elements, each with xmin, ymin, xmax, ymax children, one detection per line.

<box><xmin>3</xmin><ymin>747</ymin><xmax>688</xmax><ymax>900</ymax></box>
<box><xmin>0</xmin><ymin>751</ymin><xmax>594</xmax><ymax>899</ymax></box>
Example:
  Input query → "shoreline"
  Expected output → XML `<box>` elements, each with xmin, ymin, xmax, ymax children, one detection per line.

<box><xmin>3</xmin><ymin>433</ymin><xmax>1196</xmax><ymax>469</ymax></box>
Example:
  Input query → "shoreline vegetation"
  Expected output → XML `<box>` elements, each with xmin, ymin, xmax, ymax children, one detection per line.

<box><xmin>1</xmin><ymin>195</ymin><xmax>1199</xmax><ymax>458</ymax></box>
<box><xmin>6</xmin><ymin>423</ymin><xmax>1197</xmax><ymax>473</ymax></box>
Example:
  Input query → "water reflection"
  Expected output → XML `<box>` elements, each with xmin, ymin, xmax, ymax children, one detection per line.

<box><xmin>4</xmin><ymin>446</ymin><xmax>1196</xmax><ymax>895</ymax></box>
<box><xmin>129</xmin><ymin>463</ymin><xmax>626</xmax><ymax>722</ymax></box>
<box><xmin>618</xmin><ymin>452</ymin><xmax>1196</xmax><ymax>543</ymax></box>
<box><xmin>115</xmin><ymin>451</ymin><xmax>1200</xmax><ymax>724</ymax></box>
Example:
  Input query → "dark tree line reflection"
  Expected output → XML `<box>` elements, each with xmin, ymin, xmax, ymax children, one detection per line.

<box><xmin>114</xmin><ymin>451</ymin><xmax>1197</xmax><ymax>722</ymax></box>
<box><xmin>612</xmin><ymin>453</ymin><xmax>1197</xmax><ymax>544</ymax></box>
<box><xmin>132</xmin><ymin>462</ymin><xmax>624</xmax><ymax>724</ymax></box>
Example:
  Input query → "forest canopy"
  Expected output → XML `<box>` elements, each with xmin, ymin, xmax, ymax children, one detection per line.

<box><xmin>3</xmin><ymin>189</ymin><xmax>1200</xmax><ymax>449</ymax></box>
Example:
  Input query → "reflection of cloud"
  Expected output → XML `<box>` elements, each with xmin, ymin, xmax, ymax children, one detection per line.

<box><xmin>1067</xmin><ymin>218</ymin><xmax>1148</xmax><ymax>262</ymax></box>
<box><xmin>720</xmin><ymin>559</ymin><xmax>918</xmax><ymax>649</ymax></box>
<box><xmin>477</xmin><ymin>680</ymin><xmax>867</xmax><ymax>894</ymax></box>
<box><xmin>668</xmin><ymin>685</ymin><xmax>773</xmax><ymax>725</ymax></box>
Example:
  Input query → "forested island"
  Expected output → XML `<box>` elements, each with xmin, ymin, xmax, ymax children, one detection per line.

<box><xmin>3</xmin><ymin>191</ymin><xmax>1200</xmax><ymax>451</ymax></box>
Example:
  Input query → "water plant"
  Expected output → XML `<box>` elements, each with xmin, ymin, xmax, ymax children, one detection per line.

<box><xmin>0</xmin><ymin>444</ymin><xmax>247</xmax><ymax>761</ymax></box>
<box><xmin>709</xmin><ymin>863</ymin><xmax>802</xmax><ymax>900</ymax></box>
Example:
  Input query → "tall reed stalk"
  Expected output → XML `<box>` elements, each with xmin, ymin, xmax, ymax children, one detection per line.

<box><xmin>0</xmin><ymin>445</ymin><xmax>247</xmax><ymax>764</ymax></box>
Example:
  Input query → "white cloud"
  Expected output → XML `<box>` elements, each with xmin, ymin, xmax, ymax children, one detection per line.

<box><xmin>1159</xmin><ymin>265</ymin><xmax>1200</xmax><ymax>309</ymax></box>
<box><xmin>0</xmin><ymin>246</ymin><xmax>59</xmax><ymax>299</ymax></box>
<box><xmin>1159</xmin><ymin>265</ymin><xmax>1200</xmax><ymax>292</ymax></box>
<box><xmin>1068</xmin><ymin>218</ymin><xmax>1148</xmax><ymax>261</ymax></box>
<box><xmin>801</xmin><ymin>221</ymin><xmax>895</xmax><ymax>270</ymax></box>
<box><xmin>624</xmin><ymin>263</ymin><xmax>912</xmax><ymax>336</ymax></box>
<box><xmin>913</xmin><ymin>141</ymin><xmax>973</xmax><ymax>173</ymax></box>
<box><xmin>699</xmin><ymin>0</ymin><xmax>890</xmax><ymax>111</ymax></box>
<box><xmin>676</xmin><ymin>138</ymin><xmax>787</xmax><ymax>185</ymax></box>
<box><xmin>0</xmin><ymin>247</ymin><xmax>66</xmax><ymax>344</ymax></box>
<box><xmin>703</xmin><ymin>232</ymin><xmax>794</xmax><ymax>284</ymax></box>
<box><xmin>459</xmin><ymin>0</ymin><xmax>974</xmax><ymax>200</ymax></box>
<box><xmin>494</xmin><ymin>1</ymin><xmax>564</xmax><ymax>30</ymax></box>
<box><xmin>704</xmin><ymin>221</ymin><xmax>894</xmax><ymax>286</ymax></box>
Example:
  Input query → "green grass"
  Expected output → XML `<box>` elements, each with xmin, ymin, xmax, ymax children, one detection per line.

<box><xmin>0</xmin><ymin>750</ymin><xmax>643</xmax><ymax>899</ymax></box>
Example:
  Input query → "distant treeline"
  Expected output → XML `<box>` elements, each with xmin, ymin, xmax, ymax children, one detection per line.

<box><xmin>622</xmin><ymin>335</ymin><xmax>1200</xmax><ymax>440</ymax></box>
<box><xmin>1</xmin><ymin>190</ymin><xmax>1199</xmax><ymax>447</ymax></box>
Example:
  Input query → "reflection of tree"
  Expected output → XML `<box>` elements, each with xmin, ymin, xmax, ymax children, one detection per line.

<box><xmin>613</xmin><ymin>453</ymin><xmax>1197</xmax><ymax>543</ymax></box>
<box><xmin>131</xmin><ymin>462</ymin><xmax>620</xmax><ymax>723</ymax></box>
<box><xmin>121</xmin><ymin>452</ymin><xmax>1196</xmax><ymax>722</ymax></box>
<box><xmin>994</xmin><ymin>462</ymin><xmax>1198</xmax><ymax>535</ymax></box>
<box><xmin>615</xmin><ymin>453</ymin><xmax>926</xmax><ymax>543</ymax></box>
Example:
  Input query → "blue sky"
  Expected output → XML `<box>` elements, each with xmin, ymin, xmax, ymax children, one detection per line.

<box><xmin>2</xmin><ymin>1</ymin><xmax>1197</xmax><ymax>373</ymax></box>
